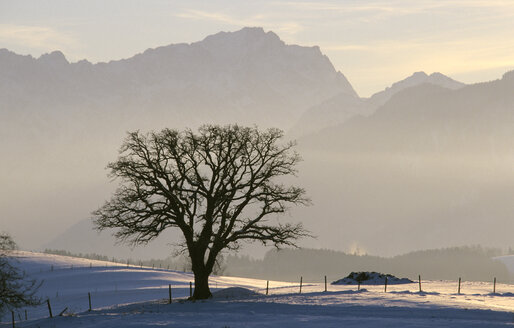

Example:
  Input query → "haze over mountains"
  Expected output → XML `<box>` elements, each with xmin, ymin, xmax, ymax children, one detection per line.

<box><xmin>291</xmin><ymin>71</ymin><xmax>466</xmax><ymax>137</ymax></box>
<box><xmin>1</xmin><ymin>27</ymin><xmax>513</xmax><ymax>259</ymax></box>
<box><xmin>295</xmin><ymin>71</ymin><xmax>514</xmax><ymax>255</ymax></box>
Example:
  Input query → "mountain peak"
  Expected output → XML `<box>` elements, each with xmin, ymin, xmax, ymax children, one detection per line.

<box><xmin>38</xmin><ymin>50</ymin><xmax>69</xmax><ymax>65</ymax></box>
<box><xmin>200</xmin><ymin>27</ymin><xmax>282</xmax><ymax>48</ymax></box>
<box><xmin>0</xmin><ymin>27</ymin><xmax>353</xmax><ymax>130</ymax></box>
<box><xmin>365</xmin><ymin>71</ymin><xmax>464</xmax><ymax>109</ymax></box>
<box><xmin>502</xmin><ymin>70</ymin><xmax>514</xmax><ymax>81</ymax></box>
<box><xmin>411</xmin><ymin>71</ymin><xmax>428</xmax><ymax>78</ymax></box>
<box><xmin>391</xmin><ymin>71</ymin><xmax>463</xmax><ymax>90</ymax></box>
<box><xmin>398</xmin><ymin>71</ymin><xmax>428</xmax><ymax>86</ymax></box>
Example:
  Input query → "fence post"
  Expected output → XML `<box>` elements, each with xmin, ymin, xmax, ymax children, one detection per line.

<box><xmin>458</xmin><ymin>277</ymin><xmax>461</xmax><ymax>294</ymax></box>
<box><xmin>299</xmin><ymin>276</ymin><xmax>303</xmax><ymax>294</ymax></box>
<box><xmin>57</xmin><ymin>307</ymin><xmax>68</xmax><ymax>317</ymax></box>
<box><xmin>324</xmin><ymin>275</ymin><xmax>327</xmax><ymax>292</ymax></box>
<box><xmin>266</xmin><ymin>280</ymin><xmax>269</xmax><ymax>295</ymax></box>
<box><xmin>88</xmin><ymin>292</ymin><xmax>92</xmax><ymax>311</ymax></box>
<box><xmin>189</xmin><ymin>282</ymin><xmax>193</xmax><ymax>298</ymax></box>
<box><xmin>11</xmin><ymin>311</ymin><xmax>15</xmax><ymax>328</ymax></box>
<box><xmin>169</xmin><ymin>284</ymin><xmax>172</xmax><ymax>304</ymax></box>
<box><xmin>384</xmin><ymin>276</ymin><xmax>388</xmax><ymax>292</ymax></box>
<box><xmin>418</xmin><ymin>275</ymin><xmax>422</xmax><ymax>292</ymax></box>
<box><xmin>47</xmin><ymin>299</ymin><xmax>53</xmax><ymax>318</ymax></box>
<box><xmin>493</xmin><ymin>277</ymin><xmax>496</xmax><ymax>294</ymax></box>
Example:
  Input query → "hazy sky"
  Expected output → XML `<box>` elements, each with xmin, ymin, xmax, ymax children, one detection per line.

<box><xmin>1</xmin><ymin>0</ymin><xmax>514</xmax><ymax>96</ymax></box>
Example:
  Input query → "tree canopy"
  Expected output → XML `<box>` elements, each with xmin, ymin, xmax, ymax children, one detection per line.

<box><xmin>93</xmin><ymin>125</ymin><xmax>309</xmax><ymax>299</ymax></box>
<box><xmin>0</xmin><ymin>232</ymin><xmax>41</xmax><ymax>316</ymax></box>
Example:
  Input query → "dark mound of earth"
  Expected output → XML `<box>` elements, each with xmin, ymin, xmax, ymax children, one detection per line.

<box><xmin>332</xmin><ymin>271</ymin><xmax>413</xmax><ymax>285</ymax></box>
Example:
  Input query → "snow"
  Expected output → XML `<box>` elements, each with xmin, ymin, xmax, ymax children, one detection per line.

<box><xmin>1</xmin><ymin>251</ymin><xmax>513</xmax><ymax>327</ymax></box>
<box><xmin>212</xmin><ymin>287</ymin><xmax>261</xmax><ymax>299</ymax></box>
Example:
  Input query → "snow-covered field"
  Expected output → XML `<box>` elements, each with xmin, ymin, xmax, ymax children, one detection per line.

<box><xmin>1</xmin><ymin>251</ymin><xmax>513</xmax><ymax>327</ymax></box>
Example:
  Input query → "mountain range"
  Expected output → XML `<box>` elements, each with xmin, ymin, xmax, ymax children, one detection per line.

<box><xmin>290</xmin><ymin>71</ymin><xmax>465</xmax><ymax>137</ymax></box>
<box><xmin>294</xmin><ymin>71</ymin><xmax>514</xmax><ymax>255</ymax></box>
<box><xmin>2</xmin><ymin>27</ymin><xmax>513</xmax><ymax>258</ymax></box>
<box><xmin>0</xmin><ymin>27</ymin><xmax>353</xmax><ymax>135</ymax></box>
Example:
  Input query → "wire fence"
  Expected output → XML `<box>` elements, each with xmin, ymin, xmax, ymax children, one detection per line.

<box><xmin>2</xmin><ymin>264</ymin><xmax>513</xmax><ymax>327</ymax></box>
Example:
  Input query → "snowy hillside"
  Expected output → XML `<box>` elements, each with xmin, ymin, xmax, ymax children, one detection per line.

<box><xmin>1</xmin><ymin>251</ymin><xmax>513</xmax><ymax>327</ymax></box>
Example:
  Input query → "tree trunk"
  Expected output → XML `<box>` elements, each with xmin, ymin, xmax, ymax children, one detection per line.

<box><xmin>192</xmin><ymin>268</ymin><xmax>212</xmax><ymax>299</ymax></box>
<box><xmin>190</xmin><ymin>247</ymin><xmax>213</xmax><ymax>300</ymax></box>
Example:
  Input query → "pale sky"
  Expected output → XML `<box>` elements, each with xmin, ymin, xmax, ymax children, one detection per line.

<box><xmin>1</xmin><ymin>0</ymin><xmax>514</xmax><ymax>96</ymax></box>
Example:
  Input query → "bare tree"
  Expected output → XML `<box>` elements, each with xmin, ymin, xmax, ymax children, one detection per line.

<box><xmin>0</xmin><ymin>232</ymin><xmax>41</xmax><ymax>316</ymax></box>
<box><xmin>93</xmin><ymin>125</ymin><xmax>310</xmax><ymax>299</ymax></box>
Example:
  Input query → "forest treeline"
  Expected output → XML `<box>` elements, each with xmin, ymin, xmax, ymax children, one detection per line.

<box><xmin>43</xmin><ymin>246</ymin><xmax>512</xmax><ymax>283</ymax></box>
<box><xmin>223</xmin><ymin>246</ymin><xmax>512</xmax><ymax>283</ymax></box>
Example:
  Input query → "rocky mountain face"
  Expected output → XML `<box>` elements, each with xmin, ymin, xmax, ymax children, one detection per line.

<box><xmin>0</xmin><ymin>27</ymin><xmax>354</xmax><ymax>134</ymax></box>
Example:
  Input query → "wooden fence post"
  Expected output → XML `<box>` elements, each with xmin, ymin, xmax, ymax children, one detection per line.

<box><xmin>169</xmin><ymin>284</ymin><xmax>172</xmax><ymax>304</ymax></box>
<box><xmin>299</xmin><ymin>276</ymin><xmax>303</xmax><ymax>294</ymax></box>
<box><xmin>88</xmin><ymin>292</ymin><xmax>92</xmax><ymax>311</ymax></box>
<box><xmin>58</xmin><ymin>307</ymin><xmax>68</xmax><ymax>317</ymax></box>
<box><xmin>418</xmin><ymin>275</ymin><xmax>422</xmax><ymax>292</ymax></box>
<box><xmin>493</xmin><ymin>277</ymin><xmax>496</xmax><ymax>294</ymax></box>
<box><xmin>324</xmin><ymin>275</ymin><xmax>327</xmax><ymax>292</ymax></box>
<box><xmin>47</xmin><ymin>299</ymin><xmax>53</xmax><ymax>318</ymax></box>
<box><xmin>384</xmin><ymin>276</ymin><xmax>388</xmax><ymax>292</ymax></box>
<box><xmin>11</xmin><ymin>311</ymin><xmax>15</xmax><ymax>328</ymax></box>
<box><xmin>266</xmin><ymin>280</ymin><xmax>269</xmax><ymax>295</ymax></box>
<box><xmin>458</xmin><ymin>277</ymin><xmax>461</xmax><ymax>294</ymax></box>
<box><xmin>189</xmin><ymin>282</ymin><xmax>192</xmax><ymax>298</ymax></box>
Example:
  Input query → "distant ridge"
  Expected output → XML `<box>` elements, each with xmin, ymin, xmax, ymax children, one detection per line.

<box><xmin>290</xmin><ymin>70</ymin><xmax>514</xmax><ymax>256</ymax></box>
<box><xmin>366</xmin><ymin>71</ymin><xmax>465</xmax><ymax>108</ymax></box>
<box><xmin>290</xmin><ymin>71</ymin><xmax>465</xmax><ymax>137</ymax></box>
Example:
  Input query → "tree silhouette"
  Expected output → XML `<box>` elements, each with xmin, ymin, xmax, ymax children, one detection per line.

<box><xmin>93</xmin><ymin>125</ymin><xmax>309</xmax><ymax>299</ymax></box>
<box><xmin>0</xmin><ymin>232</ymin><xmax>41</xmax><ymax>316</ymax></box>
